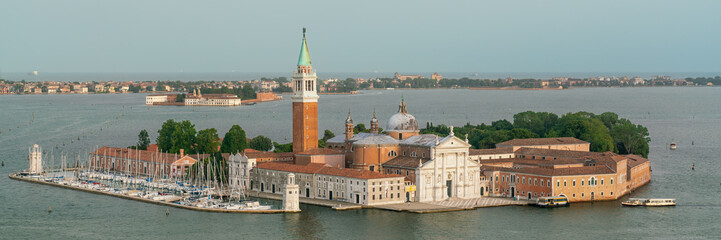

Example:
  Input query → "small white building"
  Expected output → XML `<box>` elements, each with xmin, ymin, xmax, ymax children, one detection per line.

<box><xmin>283</xmin><ymin>173</ymin><xmax>301</xmax><ymax>212</ymax></box>
<box><xmin>28</xmin><ymin>144</ymin><xmax>42</xmax><ymax>174</ymax></box>
<box><xmin>146</xmin><ymin>94</ymin><xmax>169</xmax><ymax>105</ymax></box>
<box><xmin>184</xmin><ymin>89</ymin><xmax>241</xmax><ymax>106</ymax></box>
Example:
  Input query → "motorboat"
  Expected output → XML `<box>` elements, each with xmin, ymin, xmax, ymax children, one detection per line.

<box><xmin>622</xmin><ymin>198</ymin><xmax>676</xmax><ymax>207</ymax></box>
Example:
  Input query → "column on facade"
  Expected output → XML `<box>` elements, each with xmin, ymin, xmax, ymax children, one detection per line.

<box><xmin>441</xmin><ymin>153</ymin><xmax>446</xmax><ymax>200</ymax></box>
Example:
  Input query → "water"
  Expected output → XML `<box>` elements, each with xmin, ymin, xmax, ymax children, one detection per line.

<box><xmin>1</xmin><ymin>87</ymin><xmax>721</xmax><ymax>239</ymax></box>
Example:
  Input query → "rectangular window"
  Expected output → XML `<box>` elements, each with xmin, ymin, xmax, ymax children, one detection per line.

<box><xmin>573</xmin><ymin>180</ymin><xmax>576</xmax><ymax>187</ymax></box>
<box><xmin>611</xmin><ymin>178</ymin><xmax>614</xmax><ymax>185</ymax></box>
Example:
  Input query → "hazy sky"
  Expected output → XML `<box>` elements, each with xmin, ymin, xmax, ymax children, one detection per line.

<box><xmin>1</xmin><ymin>0</ymin><xmax>719</xmax><ymax>73</ymax></box>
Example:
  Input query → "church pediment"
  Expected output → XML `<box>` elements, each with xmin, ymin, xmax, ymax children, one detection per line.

<box><xmin>435</xmin><ymin>135</ymin><xmax>472</xmax><ymax>149</ymax></box>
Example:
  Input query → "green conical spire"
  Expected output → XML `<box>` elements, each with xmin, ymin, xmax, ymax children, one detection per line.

<box><xmin>298</xmin><ymin>28</ymin><xmax>312</xmax><ymax>66</ymax></box>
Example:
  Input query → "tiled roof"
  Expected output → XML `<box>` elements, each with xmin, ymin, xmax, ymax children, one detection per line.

<box><xmin>91</xmin><ymin>146</ymin><xmax>207</xmax><ymax>165</ymax></box>
<box><xmin>381</xmin><ymin>156</ymin><xmax>430</xmax><ymax>169</ymax></box>
<box><xmin>317</xmin><ymin>167</ymin><xmax>403</xmax><ymax>180</ymax></box>
<box><xmin>354</xmin><ymin>135</ymin><xmax>400</xmax><ymax>145</ymax></box>
<box><xmin>515</xmin><ymin>147</ymin><xmax>609</xmax><ymax>159</ymax></box>
<box><xmin>625</xmin><ymin>154</ymin><xmax>650</xmax><ymax>168</ymax></box>
<box><xmin>497</xmin><ymin>137</ymin><xmax>589</xmax><ymax>146</ymax></box>
<box><xmin>400</xmin><ymin>134</ymin><xmax>440</xmax><ymax>146</ymax></box>
<box><xmin>296</xmin><ymin>148</ymin><xmax>344</xmax><ymax>155</ymax></box>
<box><xmin>257</xmin><ymin>162</ymin><xmax>403</xmax><ymax>179</ymax></box>
<box><xmin>469</xmin><ymin>148</ymin><xmax>514</xmax><ymax>155</ymax></box>
<box><xmin>245</xmin><ymin>151</ymin><xmax>295</xmax><ymax>159</ymax></box>
<box><xmin>481</xmin><ymin>165</ymin><xmax>615</xmax><ymax>176</ymax></box>
<box><xmin>257</xmin><ymin>162</ymin><xmax>326</xmax><ymax>174</ymax></box>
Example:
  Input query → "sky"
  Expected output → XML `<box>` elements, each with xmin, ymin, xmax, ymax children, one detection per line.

<box><xmin>1</xmin><ymin>0</ymin><xmax>720</xmax><ymax>73</ymax></box>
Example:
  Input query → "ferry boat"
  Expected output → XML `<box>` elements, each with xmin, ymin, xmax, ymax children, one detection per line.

<box><xmin>621</xmin><ymin>198</ymin><xmax>676</xmax><ymax>207</ymax></box>
<box><xmin>535</xmin><ymin>195</ymin><xmax>569</xmax><ymax>207</ymax></box>
<box><xmin>669</xmin><ymin>143</ymin><xmax>677</xmax><ymax>150</ymax></box>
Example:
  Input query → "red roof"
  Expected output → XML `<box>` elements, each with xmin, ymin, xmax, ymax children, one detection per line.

<box><xmin>469</xmin><ymin>148</ymin><xmax>514</xmax><ymax>155</ymax></box>
<box><xmin>625</xmin><ymin>154</ymin><xmax>650</xmax><ymax>168</ymax></box>
<box><xmin>296</xmin><ymin>148</ymin><xmax>344</xmax><ymax>155</ymax></box>
<box><xmin>497</xmin><ymin>137</ymin><xmax>589</xmax><ymax>146</ymax></box>
<box><xmin>91</xmin><ymin>146</ymin><xmax>207</xmax><ymax>165</ymax></box>
<box><xmin>257</xmin><ymin>162</ymin><xmax>402</xmax><ymax>179</ymax></box>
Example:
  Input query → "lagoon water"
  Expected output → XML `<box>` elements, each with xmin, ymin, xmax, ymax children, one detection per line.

<box><xmin>1</xmin><ymin>87</ymin><xmax>720</xmax><ymax>239</ymax></box>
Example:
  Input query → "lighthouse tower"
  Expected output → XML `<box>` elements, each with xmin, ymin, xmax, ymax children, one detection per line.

<box><xmin>292</xmin><ymin>28</ymin><xmax>319</xmax><ymax>153</ymax></box>
<box><xmin>283</xmin><ymin>173</ymin><xmax>301</xmax><ymax>212</ymax></box>
<box><xmin>28</xmin><ymin>144</ymin><xmax>42</xmax><ymax>174</ymax></box>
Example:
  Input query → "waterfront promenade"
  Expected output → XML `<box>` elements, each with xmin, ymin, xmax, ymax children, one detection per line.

<box><xmin>250</xmin><ymin>190</ymin><xmax>530</xmax><ymax>213</ymax></box>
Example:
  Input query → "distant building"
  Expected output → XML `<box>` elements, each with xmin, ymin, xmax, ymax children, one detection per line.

<box><xmin>394</xmin><ymin>72</ymin><xmax>422</xmax><ymax>81</ymax></box>
<box><xmin>253</xmin><ymin>81</ymin><xmax>279</xmax><ymax>91</ymax></box>
<box><xmin>430</xmin><ymin>72</ymin><xmax>443</xmax><ymax>82</ymax></box>
<box><xmin>184</xmin><ymin>89</ymin><xmax>241</xmax><ymax>106</ymax></box>
<box><xmin>145</xmin><ymin>94</ymin><xmax>176</xmax><ymax>105</ymax></box>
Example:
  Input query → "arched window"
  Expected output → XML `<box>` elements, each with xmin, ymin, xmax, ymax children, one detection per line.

<box><xmin>387</xmin><ymin>151</ymin><xmax>397</xmax><ymax>157</ymax></box>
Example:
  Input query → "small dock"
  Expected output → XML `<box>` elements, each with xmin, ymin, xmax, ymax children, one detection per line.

<box><xmin>249</xmin><ymin>190</ymin><xmax>363</xmax><ymax>211</ymax></box>
<box><xmin>249</xmin><ymin>190</ymin><xmax>529</xmax><ymax>213</ymax></box>
<box><xmin>373</xmin><ymin>197</ymin><xmax>531</xmax><ymax>213</ymax></box>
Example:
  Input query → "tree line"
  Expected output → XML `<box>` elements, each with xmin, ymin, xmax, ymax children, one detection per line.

<box><xmin>421</xmin><ymin>111</ymin><xmax>650</xmax><ymax>157</ymax></box>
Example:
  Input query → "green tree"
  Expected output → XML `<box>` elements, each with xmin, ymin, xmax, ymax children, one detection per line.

<box><xmin>156</xmin><ymin>119</ymin><xmax>178</xmax><ymax>152</ymax></box>
<box><xmin>241</xmin><ymin>84</ymin><xmax>256</xmax><ymax>99</ymax></box>
<box><xmin>273</xmin><ymin>142</ymin><xmax>293</xmax><ymax>153</ymax></box>
<box><xmin>318</xmin><ymin>129</ymin><xmax>336</xmax><ymax>148</ymax></box>
<box><xmin>322</xmin><ymin>130</ymin><xmax>335</xmax><ymax>141</ymax></box>
<box><xmin>596</xmin><ymin>112</ymin><xmax>619</xmax><ymax>129</ymax></box>
<box><xmin>555</xmin><ymin>113</ymin><xmax>614</xmax><ymax>152</ymax></box>
<box><xmin>249</xmin><ymin>135</ymin><xmax>273</xmax><ymax>151</ymax></box>
<box><xmin>513</xmin><ymin>111</ymin><xmax>558</xmax><ymax>137</ymax></box>
<box><xmin>492</xmin><ymin>119</ymin><xmax>514</xmax><ymax>130</ymax></box>
<box><xmin>137</xmin><ymin>129</ymin><xmax>150</xmax><ymax>150</ymax></box>
<box><xmin>170</xmin><ymin>120</ymin><xmax>197</xmax><ymax>154</ymax></box>
<box><xmin>611</xmin><ymin>119</ymin><xmax>650</xmax><ymax>157</ymax></box>
<box><xmin>220</xmin><ymin>125</ymin><xmax>247</xmax><ymax>153</ymax></box>
<box><xmin>196</xmin><ymin>128</ymin><xmax>220</xmax><ymax>154</ymax></box>
<box><xmin>353</xmin><ymin>124</ymin><xmax>367</xmax><ymax>134</ymax></box>
<box><xmin>175</xmin><ymin>94</ymin><xmax>186</xmax><ymax>102</ymax></box>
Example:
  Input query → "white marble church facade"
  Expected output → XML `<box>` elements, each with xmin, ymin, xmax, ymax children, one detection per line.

<box><xmin>414</xmin><ymin>134</ymin><xmax>481</xmax><ymax>202</ymax></box>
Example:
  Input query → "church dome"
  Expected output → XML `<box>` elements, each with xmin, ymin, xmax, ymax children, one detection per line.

<box><xmin>386</xmin><ymin>99</ymin><xmax>419</xmax><ymax>131</ymax></box>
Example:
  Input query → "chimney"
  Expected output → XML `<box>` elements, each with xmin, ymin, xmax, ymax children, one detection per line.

<box><xmin>179</xmin><ymin>149</ymin><xmax>184</xmax><ymax>157</ymax></box>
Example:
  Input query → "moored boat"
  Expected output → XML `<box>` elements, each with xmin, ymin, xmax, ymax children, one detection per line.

<box><xmin>622</xmin><ymin>198</ymin><xmax>676</xmax><ymax>207</ymax></box>
<box><xmin>669</xmin><ymin>143</ymin><xmax>677</xmax><ymax>150</ymax></box>
<box><xmin>535</xmin><ymin>195</ymin><xmax>569</xmax><ymax>207</ymax></box>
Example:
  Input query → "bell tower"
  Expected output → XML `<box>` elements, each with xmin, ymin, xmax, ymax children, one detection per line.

<box><xmin>345</xmin><ymin>111</ymin><xmax>354</xmax><ymax>140</ymax></box>
<box><xmin>370</xmin><ymin>110</ymin><xmax>379</xmax><ymax>134</ymax></box>
<box><xmin>292</xmin><ymin>28</ymin><xmax>319</xmax><ymax>153</ymax></box>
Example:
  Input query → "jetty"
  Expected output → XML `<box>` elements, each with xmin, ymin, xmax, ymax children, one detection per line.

<box><xmin>9</xmin><ymin>172</ymin><xmax>294</xmax><ymax>214</ymax></box>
